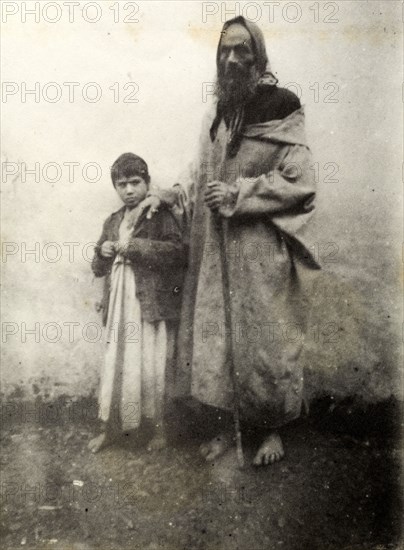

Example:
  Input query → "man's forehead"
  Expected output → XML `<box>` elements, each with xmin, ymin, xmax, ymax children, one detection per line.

<box><xmin>220</xmin><ymin>23</ymin><xmax>252</xmax><ymax>47</ymax></box>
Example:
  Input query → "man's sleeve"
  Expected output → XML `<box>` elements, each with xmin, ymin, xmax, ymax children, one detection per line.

<box><xmin>218</xmin><ymin>142</ymin><xmax>320</xmax><ymax>267</ymax></box>
<box><xmin>148</xmin><ymin>161</ymin><xmax>197</xmax><ymax>248</ymax></box>
<box><xmin>218</xmin><ymin>143</ymin><xmax>315</xmax><ymax>221</ymax></box>
<box><xmin>152</xmin><ymin>161</ymin><xmax>196</xmax><ymax>216</ymax></box>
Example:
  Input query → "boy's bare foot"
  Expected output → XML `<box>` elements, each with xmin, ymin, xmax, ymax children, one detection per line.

<box><xmin>253</xmin><ymin>432</ymin><xmax>284</xmax><ymax>466</ymax></box>
<box><xmin>199</xmin><ymin>432</ymin><xmax>233</xmax><ymax>462</ymax></box>
<box><xmin>88</xmin><ymin>432</ymin><xmax>115</xmax><ymax>454</ymax></box>
<box><xmin>147</xmin><ymin>424</ymin><xmax>167</xmax><ymax>452</ymax></box>
<box><xmin>147</xmin><ymin>433</ymin><xmax>167</xmax><ymax>452</ymax></box>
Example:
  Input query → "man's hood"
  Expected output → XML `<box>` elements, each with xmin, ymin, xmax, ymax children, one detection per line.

<box><xmin>216</xmin><ymin>16</ymin><xmax>277</xmax><ymax>84</ymax></box>
<box><xmin>211</xmin><ymin>16</ymin><xmax>279</xmax><ymax>155</ymax></box>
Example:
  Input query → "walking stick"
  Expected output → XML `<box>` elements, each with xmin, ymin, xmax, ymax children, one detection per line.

<box><xmin>215</xmin><ymin>214</ymin><xmax>245</xmax><ymax>469</ymax></box>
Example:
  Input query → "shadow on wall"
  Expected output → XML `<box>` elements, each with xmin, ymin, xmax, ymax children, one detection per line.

<box><xmin>303</xmin><ymin>270</ymin><xmax>400</xmax><ymax>404</ymax></box>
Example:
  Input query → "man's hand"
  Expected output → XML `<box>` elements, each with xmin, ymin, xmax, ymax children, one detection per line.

<box><xmin>139</xmin><ymin>195</ymin><xmax>161</xmax><ymax>219</ymax></box>
<box><xmin>100</xmin><ymin>241</ymin><xmax>116</xmax><ymax>258</ymax></box>
<box><xmin>204</xmin><ymin>181</ymin><xmax>227</xmax><ymax>212</ymax></box>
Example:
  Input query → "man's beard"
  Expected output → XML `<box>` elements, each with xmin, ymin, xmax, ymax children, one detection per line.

<box><xmin>215</xmin><ymin>64</ymin><xmax>260</xmax><ymax>110</ymax></box>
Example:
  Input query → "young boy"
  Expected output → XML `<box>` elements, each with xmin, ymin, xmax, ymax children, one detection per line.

<box><xmin>89</xmin><ymin>153</ymin><xmax>187</xmax><ymax>453</ymax></box>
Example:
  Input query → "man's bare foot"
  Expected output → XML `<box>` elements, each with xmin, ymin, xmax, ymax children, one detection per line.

<box><xmin>253</xmin><ymin>432</ymin><xmax>284</xmax><ymax>466</ymax></box>
<box><xmin>88</xmin><ymin>432</ymin><xmax>115</xmax><ymax>454</ymax></box>
<box><xmin>199</xmin><ymin>432</ymin><xmax>233</xmax><ymax>462</ymax></box>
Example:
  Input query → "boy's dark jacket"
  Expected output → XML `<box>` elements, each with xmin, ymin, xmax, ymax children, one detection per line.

<box><xmin>92</xmin><ymin>206</ymin><xmax>187</xmax><ymax>325</ymax></box>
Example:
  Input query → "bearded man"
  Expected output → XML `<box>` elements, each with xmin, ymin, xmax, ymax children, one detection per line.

<box><xmin>142</xmin><ymin>16</ymin><xmax>320</xmax><ymax>465</ymax></box>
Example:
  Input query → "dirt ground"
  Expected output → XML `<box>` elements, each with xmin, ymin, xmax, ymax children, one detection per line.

<box><xmin>0</xmin><ymin>400</ymin><xmax>402</xmax><ymax>550</ymax></box>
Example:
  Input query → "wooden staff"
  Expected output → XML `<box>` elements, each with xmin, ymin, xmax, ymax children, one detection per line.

<box><xmin>216</xmin><ymin>215</ymin><xmax>245</xmax><ymax>469</ymax></box>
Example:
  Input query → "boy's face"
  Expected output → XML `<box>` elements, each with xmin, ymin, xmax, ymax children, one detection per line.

<box><xmin>114</xmin><ymin>175</ymin><xmax>148</xmax><ymax>208</ymax></box>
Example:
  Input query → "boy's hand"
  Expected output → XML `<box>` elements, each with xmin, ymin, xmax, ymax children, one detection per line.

<box><xmin>100</xmin><ymin>241</ymin><xmax>116</xmax><ymax>258</ymax></box>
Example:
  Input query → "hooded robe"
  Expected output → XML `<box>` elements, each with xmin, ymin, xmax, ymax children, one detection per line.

<box><xmin>161</xmin><ymin>17</ymin><xmax>320</xmax><ymax>429</ymax></box>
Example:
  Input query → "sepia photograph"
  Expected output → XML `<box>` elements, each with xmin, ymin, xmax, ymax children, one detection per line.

<box><xmin>1</xmin><ymin>1</ymin><xmax>403</xmax><ymax>548</ymax></box>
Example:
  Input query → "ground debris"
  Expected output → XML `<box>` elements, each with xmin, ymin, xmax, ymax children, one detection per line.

<box><xmin>0</xmin><ymin>420</ymin><xmax>400</xmax><ymax>549</ymax></box>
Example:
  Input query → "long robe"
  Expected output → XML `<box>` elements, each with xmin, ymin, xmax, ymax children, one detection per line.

<box><xmin>99</xmin><ymin>208</ymin><xmax>168</xmax><ymax>432</ymax></box>
<box><xmin>171</xmin><ymin>105</ymin><xmax>320</xmax><ymax>429</ymax></box>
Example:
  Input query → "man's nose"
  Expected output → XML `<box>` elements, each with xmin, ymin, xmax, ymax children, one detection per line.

<box><xmin>227</xmin><ymin>49</ymin><xmax>238</xmax><ymax>65</ymax></box>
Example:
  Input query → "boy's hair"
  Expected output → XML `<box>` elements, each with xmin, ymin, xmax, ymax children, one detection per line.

<box><xmin>111</xmin><ymin>153</ymin><xmax>150</xmax><ymax>186</ymax></box>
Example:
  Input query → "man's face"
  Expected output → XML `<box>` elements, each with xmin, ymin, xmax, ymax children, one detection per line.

<box><xmin>114</xmin><ymin>175</ymin><xmax>148</xmax><ymax>209</ymax></box>
<box><xmin>216</xmin><ymin>24</ymin><xmax>258</xmax><ymax>107</ymax></box>
<box><xmin>218</xmin><ymin>24</ymin><xmax>255</xmax><ymax>84</ymax></box>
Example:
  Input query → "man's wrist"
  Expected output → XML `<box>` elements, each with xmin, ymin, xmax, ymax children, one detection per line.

<box><xmin>147</xmin><ymin>187</ymin><xmax>179</xmax><ymax>208</ymax></box>
<box><xmin>218</xmin><ymin>181</ymin><xmax>240</xmax><ymax>217</ymax></box>
<box><xmin>147</xmin><ymin>185</ymin><xmax>160</xmax><ymax>199</ymax></box>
